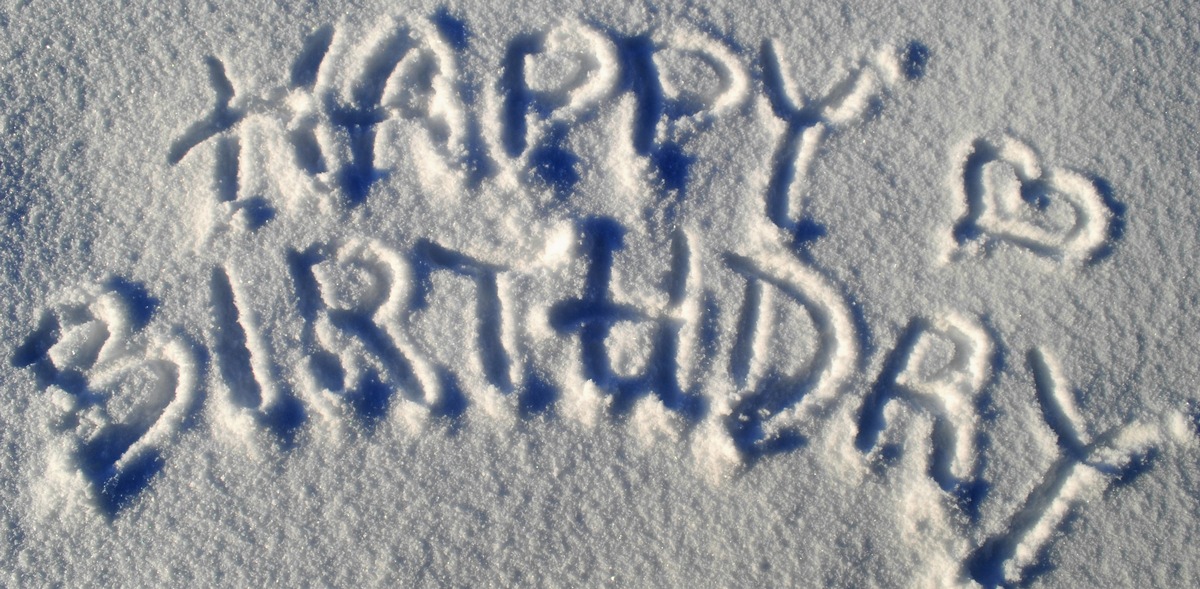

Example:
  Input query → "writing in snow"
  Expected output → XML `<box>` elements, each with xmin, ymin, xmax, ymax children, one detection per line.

<box><xmin>12</xmin><ymin>12</ymin><xmax>1162</xmax><ymax>586</ymax></box>
<box><xmin>152</xmin><ymin>15</ymin><xmax>1123</xmax><ymax>448</ymax></box>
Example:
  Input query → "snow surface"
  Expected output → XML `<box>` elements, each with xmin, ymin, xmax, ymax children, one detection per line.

<box><xmin>2</xmin><ymin>1</ymin><xmax>1199</xmax><ymax>586</ymax></box>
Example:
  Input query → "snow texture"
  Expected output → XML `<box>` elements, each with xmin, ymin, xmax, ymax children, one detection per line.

<box><xmin>2</xmin><ymin>1</ymin><xmax>1199</xmax><ymax>587</ymax></box>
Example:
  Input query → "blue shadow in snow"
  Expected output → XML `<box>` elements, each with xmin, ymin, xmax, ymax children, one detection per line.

<box><xmin>11</xmin><ymin>278</ymin><xmax>203</xmax><ymax>516</ymax></box>
<box><xmin>77</xmin><ymin>431</ymin><xmax>164</xmax><ymax>516</ymax></box>
<box><xmin>290</xmin><ymin>25</ymin><xmax>334</xmax><ymax>89</ymax></box>
<box><xmin>410</xmin><ymin>240</ymin><xmax>513</xmax><ymax>392</ymax></box>
<box><xmin>105</xmin><ymin>277</ymin><xmax>159</xmax><ymax>331</ymax></box>
<box><xmin>548</xmin><ymin>218</ymin><xmax>706</xmax><ymax>422</ymax></box>
<box><xmin>902</xmin><ymin>41</ymin><xmax>930</xmax><ymax>81</ymax></box>
<box><xmin>528</xmin><ymin>126</ymin><xmax>581</xmax><ymax>200</ymax></box>
<box><xmin>854</xmin><ymin>318</ymin><xmax>993</xmax><ymax>520</ymax></box>
<box><xmin>616</xmin><ymin>34</ymin><xmax>695</xmax><ymax>201</ymax></box>
<box><xmin>209</xmin><ymin>266</ymin><xmax>306</xmax><ymax>448</ymax></box>
<box><xmin>1087</xmin><ymin>176</ymin><xmax>1127</xmax><ymax>264</ymax></box>
<box><xmin>287</xmin><ymin>246</ymin><xmax>425</xmax><ymax>433</ymax></box>
<box><xmin>432</xmin><ymin>8</ymin><xmax>470</xmax><ymax>51</ymax></box>
<box><xmin>499</xmin><ymin>34</ymin><xmax>544</xmax><ymax>158</ymax></box>
<box><xmin>519</xmin><ymin>369</ymin><xmax>558</xmax><ymax>418</ymax></box>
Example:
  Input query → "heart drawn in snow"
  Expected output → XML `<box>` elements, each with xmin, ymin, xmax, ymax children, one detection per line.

<box><xmin>31</xmin><ymin>283</ymin><xmax>199</xmax><ymax>514</ymax></box>
<box><xmin>79</xmin><ymin>337</ymin><xmax>198</xmax><ymax>501</ymax></box>
<box><xmin>952</xmin><ymin>135</ymin><xmax>1112</xmax><ymax>262</ymax></box>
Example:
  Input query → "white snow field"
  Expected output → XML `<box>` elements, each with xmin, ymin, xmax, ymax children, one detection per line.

<box><xmin>2</xmin><ymin>1</ymin><xmax>1199</xmax><ymax>586</ymax></box>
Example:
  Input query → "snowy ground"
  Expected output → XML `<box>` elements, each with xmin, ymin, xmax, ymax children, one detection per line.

<box><xmin>2</xmin><ymin>1</ymin><xmax>1199</xmax><ymax>586</ymax></box>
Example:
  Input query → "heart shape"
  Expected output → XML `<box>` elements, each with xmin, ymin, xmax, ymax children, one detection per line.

<box><xmin>34</xmin><ymin>283</ymin><xmax>198</xmax><ymax>514</ymax></box>
<box><xmin>83</xmin><ymin>337</ymin><xmax>198</xmax><ymax>482</ymax></box>
<box><xmin>953</xmin><ymin>135</ymin><xmax>1111</xmax><ymax>262</ymax></box>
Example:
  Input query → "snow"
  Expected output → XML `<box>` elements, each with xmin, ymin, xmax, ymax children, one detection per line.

<box><xmin>2</xmin><ymin>1</ymin><xmax>1199</xmax><ymax>586</ymax></box>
